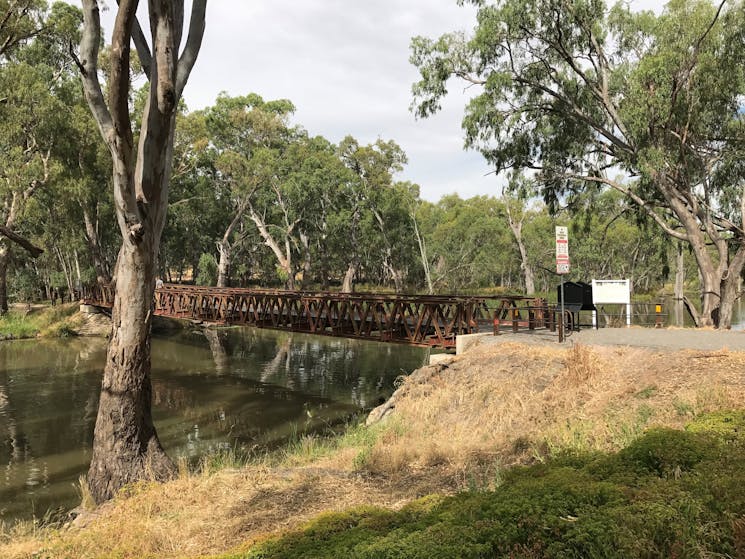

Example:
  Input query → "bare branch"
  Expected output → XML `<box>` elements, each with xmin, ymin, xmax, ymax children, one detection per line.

<box><xmin>175</xmin><ymin>0</ymin><xmax>207</xmax><ymax>98</ymax></box>
<box><xmin>0</xmin><ymin>226</ymin><xmax>43</xmax><ymax>257</ymax></box>
<box><xmin>116</xmin><ymin>0</ymin><xmax>153</xmax><ymax>78</ymax></box>
<box><xmin>79</xmin><ymin>0</ymin><xmax>115</xmax><ymax>144</ymax></box>
<box><xmin>109</xmin><ymin>0</ymin><xmax>136</xmax><ymax>142</ymax></box>
<box><xmin>564</xmin><ymin>173</ymin><xmax>690</xmax><ymax>241</ymax></box>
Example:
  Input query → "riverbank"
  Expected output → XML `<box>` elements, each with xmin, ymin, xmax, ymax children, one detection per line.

<box><xmin>0</xmin><ymin>303</ymin><xmax>186</xmax><ymax>340</ymax></box>
<box><xmin>2</xmin><ymin>338</ymin><xmax>745</xmax><ymax>558</ymax></box>
<box><xmin>0</xmin><ymin>303</ymin><xmax>114</xmax><ymax>339</ymax></box>
<box><xmin>0</xmin><ymin>303</ymin><xmax>91</xmax><ymax>339</ymax></box>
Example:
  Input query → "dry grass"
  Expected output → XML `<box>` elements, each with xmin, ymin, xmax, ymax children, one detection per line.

<box><xmin>2</xmin><ymin>341</ymin><xmax>744</xmax><ymax>559</ymax></box>
<box><xmin>360</xmin><ymin>342</ymin><xmax>745</xmax><ymax>475</ymax></box>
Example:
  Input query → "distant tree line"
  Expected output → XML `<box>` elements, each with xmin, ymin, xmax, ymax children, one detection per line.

<box><xmin>0</xmin><ymin>0</ymin><xmax>738</xmax><ymax>325</ymax></box>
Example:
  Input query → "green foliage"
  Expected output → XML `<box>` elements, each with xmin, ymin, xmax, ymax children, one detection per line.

<box><xmin>196</xmin><ymin>253</ymin><xmax>218</xmax><ymax>286</ymax></box>
<box><xmin>0</xmin><ymin>303</ymin><xmax>77</xmax><ymax>339</ymax></box>
<box><xmin>0</xmin><ymin>310</ymin><xmax>40</xmax><ymax>338</ymax></box>
<box><xmin>225</xmin><ymin>424</ymin><xmax>745</xmax><ymax>559</ymax></box>
<box><xmin>686</xmin><ymin>410</ymin><xmax>745</xmax><ymax>442</ymax></box>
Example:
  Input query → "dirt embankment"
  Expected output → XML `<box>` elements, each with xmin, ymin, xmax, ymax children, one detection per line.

<box><xmin>3</xmin><ymin>340</ymin><xmax>745</xmax><ymax>559</ymax></box>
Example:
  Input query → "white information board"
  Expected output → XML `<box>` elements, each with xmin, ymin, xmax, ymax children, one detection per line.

<box><xmin>591</xmin><ymin>279</ymin><xmax>630</xmax><ymax>304</ymax></box>
<box><xmin>591</xmin><ymin>279</ymin><xmax>632</xmax><ymax>327</ymax></box>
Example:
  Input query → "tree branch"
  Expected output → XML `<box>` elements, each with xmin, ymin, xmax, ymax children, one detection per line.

<box><xmin>116</xmin><ymin>0</ymin><xmax>152</xmax><ymax>78</ymax></box>
<box><xmin>79</xmin><ymin>0</ymin><xmax>115</xmax><ymax>145</ymax></box>
<box><xmin>563</xmin><ymin>173</ymin><xmax>690</xmax><ymax>241</ymax></box>
<box><xmin>0</xmin><ymin>226</ymin><xmax>43</xmax><ymax>257</ymax></box>
<box><xmin>175</xmin><ymin>0</ymin><xmax>207</xmax><ymax>98</ymax></box>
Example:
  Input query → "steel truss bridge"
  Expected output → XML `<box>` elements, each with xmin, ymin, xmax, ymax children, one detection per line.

<box><xmin>84</xmin><ymin>284</ymin><xmax>554</xmax><ymax>348</ymax></box>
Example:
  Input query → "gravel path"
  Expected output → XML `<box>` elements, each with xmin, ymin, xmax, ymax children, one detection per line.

<box><xmin>483</xmin><ymin>327</ymin><xmax>745</xmax><ymax>352</ymax></box>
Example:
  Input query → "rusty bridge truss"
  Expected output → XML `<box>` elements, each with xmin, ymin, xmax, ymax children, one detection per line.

<box><xmin>84</xmin><ymin>284</ymin><xmax>553</xmax><ymax>348</ymax></box>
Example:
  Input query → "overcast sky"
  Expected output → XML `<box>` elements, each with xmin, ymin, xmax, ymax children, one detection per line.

<box><xmin>85</xmin><ymin>1</ymin><xmax>664</xmax><ymax>202</ymax></box>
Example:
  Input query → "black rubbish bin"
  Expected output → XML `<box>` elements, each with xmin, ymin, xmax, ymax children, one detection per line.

<box><xmin>556</xmin><ymin>281</ymin><xmax>596</xmax><ymax>330</ymax></box>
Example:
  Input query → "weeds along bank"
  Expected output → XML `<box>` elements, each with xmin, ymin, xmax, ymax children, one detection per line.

<box><xmin>2</xmin><ymin>342</ymin><xmax>744</xmax><ymax>558</ymax></box>
<box><xmin>0</xmin><ymin>303</ymin><xmax>110</xmax><ymax>339</ymax></box>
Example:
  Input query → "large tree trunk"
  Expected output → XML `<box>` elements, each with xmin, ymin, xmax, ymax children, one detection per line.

<box><xmin>216</xmin><ymin>207</ymin><xmax>245</xmax><ymax>288</ymax></box>
<box><xmin>342</xmin><ymin>207</ymin><xmax>361</xmax><ymax>294</ymax></box>
<box><xmin>87</xmin><ymin>241</ymin><xmax>174</xmax><ymax>502</ymax></box>
<box><xmin>659</xmin><ymin>178</ymin><xmax>732</xmax><ymax>327</ymax></box>
<box><xmin>717</xmin><ymin>246</ymin><xmax>745</xmax><ymax>330</ymax></box>
<box><xmin>412</xmin><ymin>210</ymin><xmax>433</xmax><ymax>294</ymax></box>
<box><xmin>392</xmin><ymin>268</ymin><xmax>404</xmax><ymax>293</ymax></box>
<box><xmin>55</xmin><ymin>247</ymin><xmax>76</xmax><ymax>302</ymax></box>
<box><xmin>248</xmin><ymin>208</ymin><xmax>294</xmax><ymax>289</ymax></box>
<box><xmin>674</xmin><ymin>242</ymin><xmax>685</xmax><ymax>302</ymax></box>
<box><xmin>383</xmin><ymin>256</ymin><xmax>404</xmax><ymax>293</ymax></box>
<box><xmin>506</xmin><ymin>203</ymin><xmax>535</xmax><ymax>296</ymax></box>
<box><xmin>0</xmin><ymin>246</ymin><xmax>8</xmax><ymax>314</ymax></box>
<box><xmin>300</xmin><ymin>232</ymin><xmax>312</xmax><ymax>289</ymax></box>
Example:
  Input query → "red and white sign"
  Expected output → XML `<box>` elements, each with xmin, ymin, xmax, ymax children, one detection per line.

<box><xmin>555</xmin><ymin>226</ymin><xmax>570</xmax><ymax>274</ymax></box>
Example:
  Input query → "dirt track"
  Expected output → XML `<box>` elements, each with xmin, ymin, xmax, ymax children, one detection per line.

<box><xmin>483</xmin><ymin>327</ymin><xmax>745</xmax><ymax>352</ymax></box>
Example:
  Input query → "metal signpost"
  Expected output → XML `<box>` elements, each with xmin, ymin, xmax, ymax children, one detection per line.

<box><xmin>555</xmin><ymin>226</ymin><xmax>570</xmax><ymax>342</ymax></box>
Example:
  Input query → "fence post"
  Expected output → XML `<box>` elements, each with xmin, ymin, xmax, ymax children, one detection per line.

<box><xmin>512</xmin><ymin>308</ymin><xmax>519</xmax><ymax>333</ymax></box>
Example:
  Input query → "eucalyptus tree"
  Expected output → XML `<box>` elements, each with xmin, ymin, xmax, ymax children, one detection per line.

<box><xmin>76</xmin><ymin>0</ymin><xmax>207</xmax><ymax>503</ymax></box>
<box><xmin>284</xmin><ymin>134</ymin><xmax>352</xmax><ymax>288</ymax></box>
<box><xmin>202</xmin><ymin>93</ymin><xmax>296</xmax><ymax>287</ymax></box>
<box><xmin>411</xmin><ymin>0</ymin><xmax>745</xmax><ymax>327</ymax></box>
<box><xmin>0</xmin><ymin>1</ymin><xmax>74</xmax><ymax>311</ymax></box>
<box><xmin>0</xmin><ymin>0</ymin><xmax>47</xmax><ymax>59</ymax></box>
<box><xmin>419</xmin><ymin>194</ymin><xmax>513</xmax><ymax>292</ymax></box>
<box><xmin>0</xmin><ymin>59</ymin><xmax>63</xmax><ymax>311</ymax></box>
<box><xmin>337</xmin><ymin>137</ymin><xmax>412</xmax><ymax>292</ymax></box>
<box><xmin>163</xmin><ymin>110</ymin><xmax>225</xmax><ymax>282</ymax></box>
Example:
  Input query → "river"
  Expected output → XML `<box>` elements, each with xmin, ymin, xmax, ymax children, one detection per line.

<box><xmin>0</xmin><ymin>328</ymin><xmax>427</xmax><ymax>523</ymax></box>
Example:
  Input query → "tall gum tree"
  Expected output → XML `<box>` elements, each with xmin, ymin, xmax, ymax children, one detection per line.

<box><xmin>203</xmin><ymin>94</ymin><xmax>296</xmax><ymax>287</ymax></box>
<box><xmin>76</xmin><ymin>0</ymin><xmax>206</xmax><ymax>503</ymax></box>
<box><xmin>411</xmin><ymin>0</ymin><xmax>745</xmax><ymax>328</ymax></box>
<box><xmin>0</xmin><ymin>0</ymin><xmax>58</xmax><ymax>312</ymax></box>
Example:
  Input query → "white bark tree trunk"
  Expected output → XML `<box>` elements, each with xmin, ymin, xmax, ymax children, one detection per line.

<box><xmin>506</xmin><ymin>201</ymin><xmax>535</xmax><ymax>296</ymax></box>
<box><xmin>248</xmin><ymin>207</ymin><xmax>294</xmax><ymax>289</ymax></box>
<box><xmin>341</xmin><ymin>263</ymin><xmax>356</xmax><ymax>294</ymax></box>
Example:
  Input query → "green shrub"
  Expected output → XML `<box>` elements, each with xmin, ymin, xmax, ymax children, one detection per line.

<box><xmin>616</xmin><ymin>428</ymin><xmax>719</xmax><ymax>478</ymax></box>
<box><xmin>196</xmin><ymin>253</ymin><xmax>218</xmax><ymax>286</ymax></box>
<box><xmin>228</xmin><ymin>424</ymin><xmax>745</xmax><ymax>559</ymax></box>
<box><xmin>686</xmin><ymin>410</ymin><xmax>745</xmax><ymax>442</ymax></box>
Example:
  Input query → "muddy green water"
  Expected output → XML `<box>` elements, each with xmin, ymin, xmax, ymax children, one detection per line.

<box><xmin>0</xmin><ymin>328</ymin><xmax>427</xmax><ymax>523</ymax></box>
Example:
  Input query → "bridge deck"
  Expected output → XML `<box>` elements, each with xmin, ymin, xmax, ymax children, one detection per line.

<box><xmin>84</xmin><ymin>284</ymin><xmax>551</xmax><ymax>348</ymax></box>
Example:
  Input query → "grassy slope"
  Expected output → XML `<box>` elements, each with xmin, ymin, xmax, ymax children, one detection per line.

<box><xmin>2</xmin><ymin>342</ymin><xmax>745</xmax><ymax>558</ymax></box>
<box><xmin>0</xmin><ymin>303</ymin><xmax>82</xmax><ymax>339</ymax></box>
